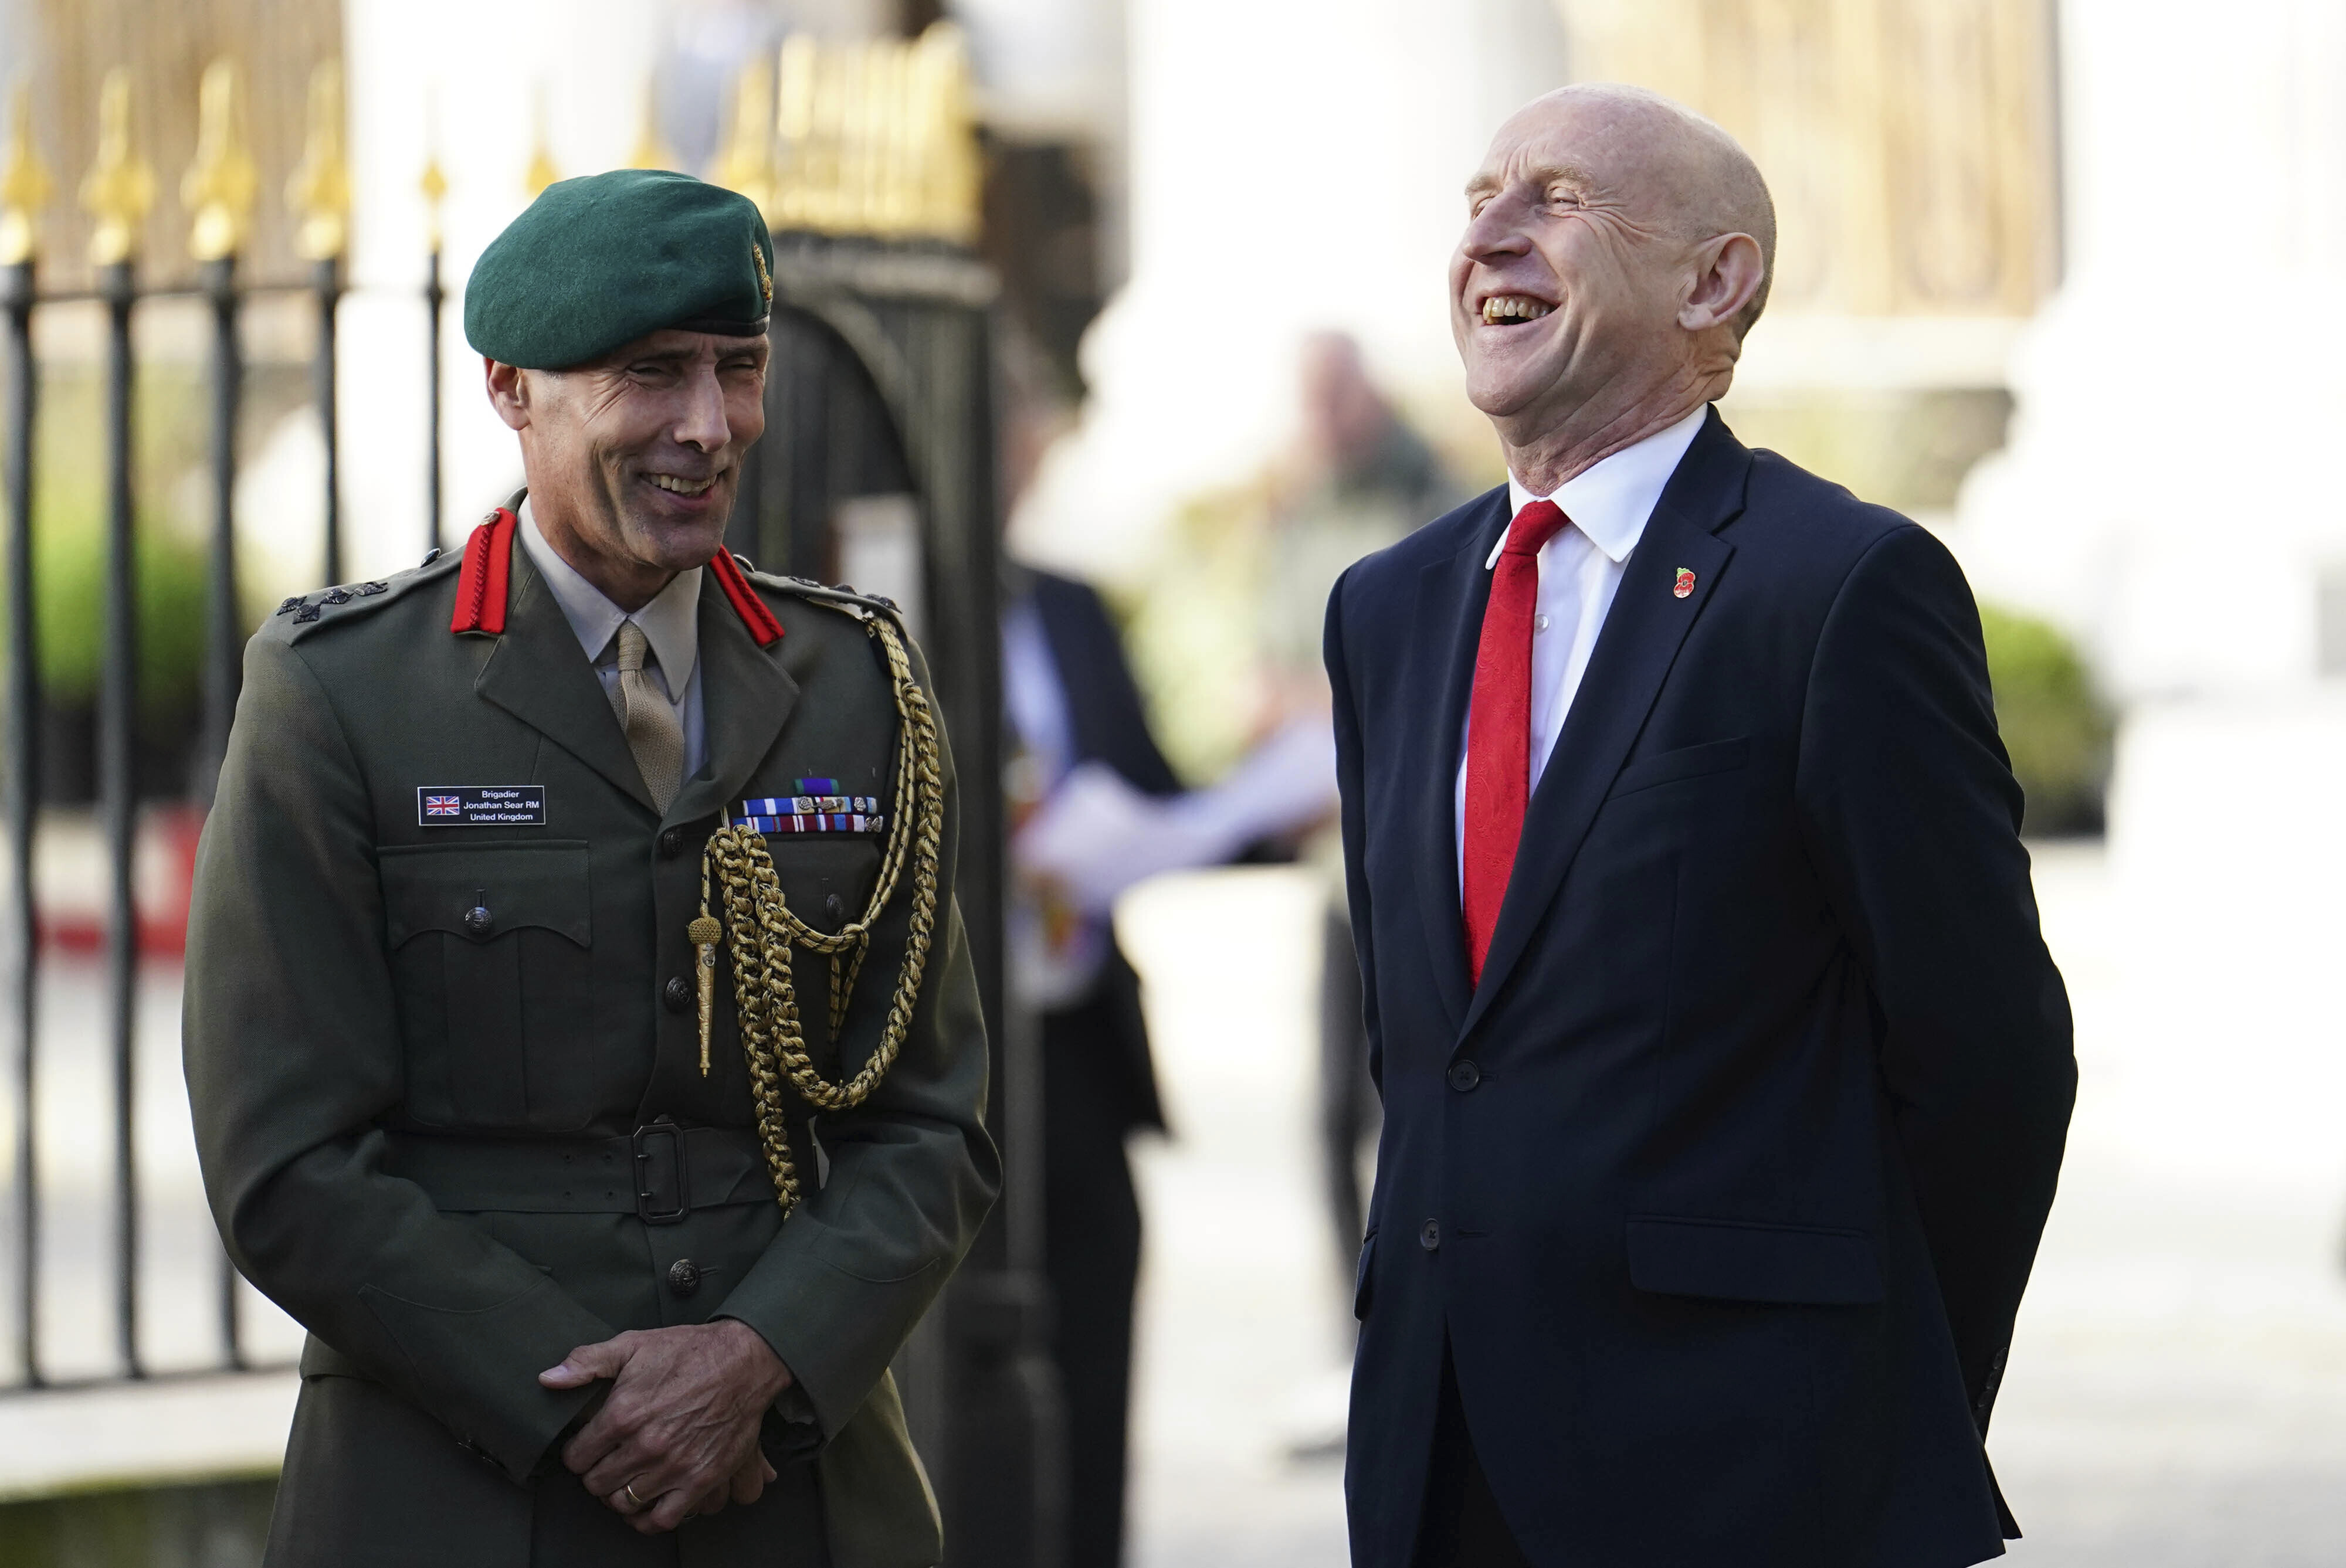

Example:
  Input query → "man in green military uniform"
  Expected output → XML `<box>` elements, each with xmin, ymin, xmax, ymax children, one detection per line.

<box><xmin>183</xmin><ymin>170</ymin><xmax>997</xmax><ymax>1566</ymax></box>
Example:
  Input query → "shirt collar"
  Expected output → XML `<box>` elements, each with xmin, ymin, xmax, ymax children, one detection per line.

<box><xmin>517</xmin><ymin>498</ymin><xmax>703</xmax><ymax>691</ymax></box>
<box><xmin>1491</xmin><ymin>402</ymin><xmax>1711</xmax><ymax>569</ymax></box>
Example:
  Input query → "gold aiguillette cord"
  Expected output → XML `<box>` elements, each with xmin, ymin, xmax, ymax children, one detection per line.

<box><xmin>688</xmin><ymin>810</ymin><xmax>727</xmax><ymax>1075</ymax></box>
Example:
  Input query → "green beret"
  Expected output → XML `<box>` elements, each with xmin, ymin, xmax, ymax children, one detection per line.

<box><xmin>465</xmin><ymin>169</ymin><xmax>774</xmax><ymax>369</ymax></box>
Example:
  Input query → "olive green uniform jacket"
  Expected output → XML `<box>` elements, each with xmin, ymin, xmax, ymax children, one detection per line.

<box><xmin>182</xmin><ymin>534</ymin><xmax>998</xmax><ymax>1567</ymax></box>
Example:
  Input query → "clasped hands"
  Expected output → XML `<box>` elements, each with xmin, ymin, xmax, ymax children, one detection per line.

<box><xmin>539</xmin><ymin>1317</ymin><xmax>795</xmax><ymax>1534</ymax></box>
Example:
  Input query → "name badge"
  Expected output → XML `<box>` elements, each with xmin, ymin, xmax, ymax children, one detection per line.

<box><xmin>418</xmin><ymin>786</ymin><xmax>547</xmax><ymax>827</ymax></box>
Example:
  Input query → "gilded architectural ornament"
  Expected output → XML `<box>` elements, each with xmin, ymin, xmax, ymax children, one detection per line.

<box><xmin>287</xmin><ymin>62</ymin><xmax>350</xmax><ymax>262</ymax></box>
<box><xmin>1</xmin><ymin>83</ymin><xmax>52</xmax><ymax>266</ymax></box>
<box><xmin>419</xmin><ymin>93</ymin><xmax>449</xmax><ymax>251</ymax></box>
<box><xmin>714</xmin><ymin>58</ymin><xmax>779</xmax><ymax>223</ymax></box>
<box><xmin>183</xmin><ymin>59</ymin><xmax>259</xmax><ymax>263</ymax></box>
<box><xmin>747</xmin><ymin>22</ymin><xmax>980</xmax><ymax>245</ymax></box>
<box><xmin>908</xmin><ymin>23</ymin><xmax>981</xmax><ymax>244</ymax></box>
<box><xmin>80</xmin><ymin>70</ymin><xmax>155</xmax><ymax>269</ymax></box>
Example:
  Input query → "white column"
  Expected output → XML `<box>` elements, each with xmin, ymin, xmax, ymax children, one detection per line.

<box><xmin>1013</xmin><ymin>0</ymin><xmax>1570</xmax><ymax>579</ymax></box>
<box><xmin>1954</xmin><ymin>0</ymin><xmax>2346</xmax><ymax>700</ymax></box>
<box><xmin>1954</xmin><ymin>0</ymin><xmax>2346</xmax><ymax>1190</ymax></box>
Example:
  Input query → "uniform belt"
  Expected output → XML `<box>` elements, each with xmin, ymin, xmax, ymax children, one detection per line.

<box><xmin>382</xmin><ymin>1123</ymin><xmax>774</xmax><ymax>1224</ymax></box>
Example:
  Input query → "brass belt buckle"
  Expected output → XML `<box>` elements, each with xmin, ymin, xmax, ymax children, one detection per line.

<box><xmin>632</xmin><ymin>1119</ymin><xmax>690</xmax><ymax>1224</ymax></box>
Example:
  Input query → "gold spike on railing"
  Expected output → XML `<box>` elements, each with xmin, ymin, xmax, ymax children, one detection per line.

<box><xmin>419</xmin><ymin>91</ymin><xmax>448</xmax><ymax>250</ymax></box>
<box><xmin>757</xmin><ymin>23</ymin><xmax>980</xmax><ymax>244</ymax></box>
<box><xmin>183</xmin><ymin>59</ymin><xmax>257</xmax><ymax>263</ymax></box>
<box><xmin>1</xmin><ymin>82</ymin><xmax>52</xmax><ymax>266</ymax></box>
<box><xmin>715</xmin><ymin>57</ymin><xmax>778</xmax><ymax>222</ymax></box>
<box><xmin>80</xmin><ymin>70</ymin><xmax>155</xmax><ymax>267</ymax></box>
<box><xmin>524</xmin><ymin>87</ymin><xmax>560</xmax><ymax>198</ymax></box>
<box><xmin>420</xmin><ymin>154</ymin><xmax>447</xmax><ymax>249</ymax></box>
<box><xmin>287</xmin><ymin>61</ymin><xmax>350</xmax><ymax>261</ymax></box>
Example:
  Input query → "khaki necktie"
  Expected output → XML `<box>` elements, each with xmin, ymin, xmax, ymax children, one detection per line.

<box><xmin>613</xmin><ymin>620</ymin><xmax>684</xmax><ymax>811</ymax></box>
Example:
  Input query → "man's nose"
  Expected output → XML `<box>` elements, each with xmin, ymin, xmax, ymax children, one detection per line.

<box><xmin>1460</xmin><ymin>195</ymin><xmax>1532</xmax><ymax>263</ymax></box>
<box><xmin>672</xmin><ymin>367</ymin><xmax>733</xmax><ymax>451</ymax></box>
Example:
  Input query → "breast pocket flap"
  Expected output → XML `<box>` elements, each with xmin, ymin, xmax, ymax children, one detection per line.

<box><xmin>1626</xmin><ymin>1215</ymin><xmax>1882</xmax><ymax>1305</ymax></box>
<box><xmin>379</xmin><ymin>841</ymin><xmax>593</xmax><ymax>948</ymax></box>
<box><xmin>1606</xmin><ymin>736</ymin><xmax>1750</xmax><ymax>799</ymax></box>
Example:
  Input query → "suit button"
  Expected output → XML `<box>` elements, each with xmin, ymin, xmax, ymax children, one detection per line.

<box><xmin>663</xmin><ymin>976</ymin><xmax>692</xmax><ymax>1013</ymax></box>
<box><xmin>1447</xmin><ymin>1060</ymin><xmax>1481</xmax><ymax>1092</ymax></box>
<box><xmin>667</xmin><ymin>1258</ymin><xmax>701</xmax><ymax>1298</ymax></box>
<box><xmin>1419</xmin><ymin>1219</ymin><xmax>1440</xmax><ymax>1251</ymax></box>
<box><xmin>659</xmin><ymin>827</ymin><xmax>686</xmax><ymax>859</ymax></box>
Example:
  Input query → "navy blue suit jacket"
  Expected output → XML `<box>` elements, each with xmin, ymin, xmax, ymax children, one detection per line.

<box><xmin>1026</xmin><ymin>567</ymin><xmax>1175</xmax><ymax>1132</ymax></box>
<box><xmin>1324</xmin><ymin>410</ymin><xmax>2074</xmax><ymax>1568</ymax></box>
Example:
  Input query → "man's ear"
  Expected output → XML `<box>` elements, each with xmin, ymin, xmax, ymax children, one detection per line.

<box><xmin>484</xmin><ymin>357</ymin><xmax>531</xmax><ymax>433</ymax></box>
<box><xmin>1679</xmin><ymin>233</ymin><xmax>1767</xmax><ymax>334</ymax></box>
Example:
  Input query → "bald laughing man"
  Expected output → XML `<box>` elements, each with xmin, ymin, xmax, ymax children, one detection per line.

<box><xmin>1324</xmin><ymin>86</ymin><xmax>2075</xmax><ymax>1568</ymax></box>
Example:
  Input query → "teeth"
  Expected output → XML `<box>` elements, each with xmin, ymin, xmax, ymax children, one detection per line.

<box><xmin>1480</xmin><ymin>296</ymin><xmax>1554</xmax><ymax>325</ymax></box>
<box><xmin>647</xmin><ymin>473</ymin><xmax>717</xmax><ymax>495</ymax></box>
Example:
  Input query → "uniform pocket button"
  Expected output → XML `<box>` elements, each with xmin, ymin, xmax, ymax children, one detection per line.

<box><xmin>1419</xmin><ymin>1219</ymin><xmax>1440</xmax><ymax>1251</ymax></box>
<box><xmin>667</xmin><ymin>1258</ymin><xmax>701</xmax><ymax>1298</ymax></box>
<box><xmin>1447</xmin><ymin>1061</ymin><xmax>1481</xmax><ymax>1092</ymax></box>
<box><xmin>462</xmin><ymin>904</ymin><xmax>492</xmax><ymax>936</ymax></box>
<box><xmin>663</xmin><ymin>976</ymin><xmax>692</xmax><ymax>1013</ymax></box>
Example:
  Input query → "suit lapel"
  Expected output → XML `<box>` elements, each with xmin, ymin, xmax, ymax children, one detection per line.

<box><xmin>1457</xmin><ymin>413</ymin><xmax>1750</xmax><ymax>1044</ymax></box>
<box><xmin>666</xmin><ymin>578</ymin><xmax>801</xmax><ymax>830</ymax></box>
<box><xmin>474</xmin><ymin>546</ymin><xmax>660</xmax><ymax>814</ymax></box>
<box><xmin>1411</xmin><ymin>490</ymin><xmax>1511</xmax><ymax>1030</ymax></box>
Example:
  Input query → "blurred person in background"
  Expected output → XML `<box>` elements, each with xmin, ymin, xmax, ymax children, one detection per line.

<box><xmin>1001</xmin><ymin>340</ymin><xmax>1345</xmax><ymax>1566</ymax></box>
<box><xmin>1324</xmin><ymin>85</ymin><xmax>2074</xmax><ymax>1568</ymax></box>
<box><xmin>1002</xmin><ymin>556</ymin><xmax>1176</xmax><ymax>1568</ymax></box>
<box><xmin>1263</xmin><ymin>333</ymin><xmax>1465</xmax><ymax>1328</ymax></box>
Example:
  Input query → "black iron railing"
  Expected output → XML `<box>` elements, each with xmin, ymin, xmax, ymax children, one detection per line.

<box><xmin>4</xmin><ymin>257</ymin><xmax>39</xmax><ymax>1394</ymax></box>
<box><xmin>0</xmin><ymin>286</ymin><xmax>326</xmax><ymax>1391</ymax></box>
<box><xmin>4</xmin><ymin>36</ymin><xmax>1056</xmax><ymax>1562</ymax></box>
<box><xmin>0</xmin><ymin>60</ymin><xmax>352</xmax><ymax>1391</ymax></box>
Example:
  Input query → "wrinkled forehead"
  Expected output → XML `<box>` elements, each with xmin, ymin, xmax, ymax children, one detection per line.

<box><xmin>1466</xmin><ymin>94</ymin><xmax>1674</xmax><ymax>206</ymax></box>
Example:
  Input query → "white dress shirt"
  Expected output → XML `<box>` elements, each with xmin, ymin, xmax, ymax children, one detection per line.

<box><xmin>1454</xmin><ymin>403</ymin><xmax>1709</xmax><ymax>893</ymax></box>
<box><xmin>518</xmin><ymin>500</ymin><xmax>710</xmax><ymax>778</ymax></box>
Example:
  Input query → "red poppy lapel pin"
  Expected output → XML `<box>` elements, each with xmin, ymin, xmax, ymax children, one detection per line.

<box><xmin>1673</xmin><ymin>567</ymin><xmax>1697</xmax><ymax>599</ymax></box>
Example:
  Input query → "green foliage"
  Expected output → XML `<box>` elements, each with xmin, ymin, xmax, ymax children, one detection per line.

<box><xmin>0</xmin><ymin>1475</ymin><xmax>277</xmax><ymax>1567</ymax></box>
<box><xmin>33</xmin><ymin>493</ymin><xmax>209</xmax><ymax>722</ymax></box>
<box><xmin>1978</xmin><ymin>603</ymin><xmax>2111</xmax><ymax>836</ymax></box>
<box><xmin>13</xmin><ymin>361</ymin><xmax>213</xmax><ymax>725</ymax></box>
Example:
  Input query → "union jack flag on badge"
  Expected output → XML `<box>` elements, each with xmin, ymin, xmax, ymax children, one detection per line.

<box><xmin>423</xmin><ymin>794</ymin><xmax>463</xmax><ymax>817</ymax></box>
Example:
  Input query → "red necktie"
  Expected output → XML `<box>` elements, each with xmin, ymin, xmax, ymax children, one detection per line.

<box><xmin>1463</xmin><ymin>499</ymin><xmax>1571</xmax><ymax>985</ymax></box>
